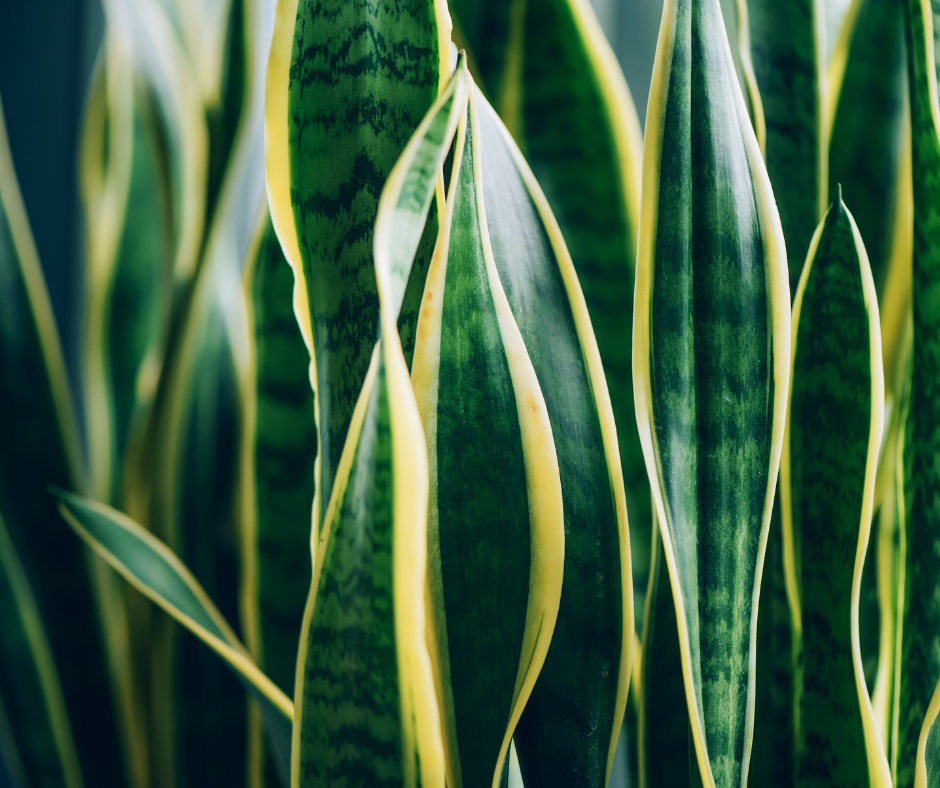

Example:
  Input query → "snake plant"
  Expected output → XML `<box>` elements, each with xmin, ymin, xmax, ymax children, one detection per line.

<box><xmin>4</xmin><ymin>0</ymin><xmax>940</xmax><ymax>786</ymax></box>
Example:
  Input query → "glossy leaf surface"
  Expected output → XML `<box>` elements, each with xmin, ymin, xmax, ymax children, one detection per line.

<box><xmin>54</xmin><ymin>490</ymin><xmax>293</xmax><ymax>782</ymax></box>
<box><xmin>781</xmin><ymin>195</ymin><xmax>889</xmax><ymax>788</ymax></box>
<box><xmin>265</xmin><ymin>0</ymin><xmax>449</xmax><ymax>529</ymax></box>
<box><xmin>633</xmin><ymin>0</ymin><xmax>790</xmax><ymax>785</ymax></box>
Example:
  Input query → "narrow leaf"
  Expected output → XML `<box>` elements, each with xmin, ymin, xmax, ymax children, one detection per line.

<box><xmin>264</xmin><ymin>0</ymin><xmax>450</xmax><ymax>529</ymax></box>
<box><xmin>895</xmin><ymin>2</ymin><xmax>940</xmax><ymax>785</ymax></box>
<box><xmin>780</xmin><ymin>193</ymin><xmax>890</xmax><ymax>787</ymax></box>
<box><xmin>53</xmin><ymin>490</ymin><xmax>293</xmax><ymax>781</ymax></box>
<box><xmin>0</xmin><ymin>92</ymin><xmax>126</xmax><ymax>788</ymax></box>
<box><xmin>241</xmin><ymin>201</ymin><xmax>316</xmax><ymax>788</ymax></box>
<box><xmin>744</xmin><ymin>0</ymin><xmax>826</xmax><ymax>292</ymax></box>
<box><xmin>633</xmin><ymin>0</ymin><xmax>790</xmax><ymax>785</ymax></box>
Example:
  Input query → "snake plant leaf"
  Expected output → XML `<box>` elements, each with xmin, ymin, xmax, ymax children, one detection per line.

<box><xmin>0</xmin><ymin>93</ymin><xmax>127</xmax><ymax>788</ymax></box>
<box><xmin>447</xmin><ymin>0</ymin><xmax>652</xmax><ymax>625</ymax></box>
<box><xmin>780</xmin><ymin>193</ymin><xmax>890</xmax><ymax>787</ymax></box>
<box><xmin>828</xmin><ymin>0</ymin><xmax>913</xmax><ymax>390</ymax></box>
<box><xmin>894</xmin><ymin>2</ymin><xmax>940</xmax><ymax>785</ymax></box>
<box><xmin>0</xmin><ymin>512</ymin><xmax>82</xmax><ymax>788</ymax></box>
<box><xmin>264</xmin><ymin>0</ymin><xmax>450</xmax><ymax>531</ymax></box>
<box><xmin>633</xmin><ymin>0</ymin><xmax>790</xmax><ymax>784</ymax></box>
<box><xmin>287</xmin><ymin>62</ymin><xmax>470</xmax><ymax>788</ymax></box>
<box><xmin>477</xmin><ymin>88</ymin><xmax>633</xmax><ymax>788</ymax></box>
<box><xmin>639</xmin><ymin>519</ymin><xmax>693</xmax><ymax>788</ymax></box>
<box><xmin>53</xmin><ymin>490</ymin><xmax>294</xmax><ymax>782</ymax></box>
<box><xmin>241</xmin><ymin>201</ymin><xmax>317</xmax><ymax>788</ymax></box>
<box><xmin>410</xmin><ymin>92</ymin><xmax>565</xmax><ymax>788</ymax></box>
<box><xmin>743</xmin><ymin>0</ymin><xmax>826</xmax><ymax>294</ymax></box>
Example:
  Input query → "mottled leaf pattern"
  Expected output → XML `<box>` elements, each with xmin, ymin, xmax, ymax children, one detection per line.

<box><xmin>633</xmin><ymin>1</ymin><xmax>790</xmax><ymax>786</ymax></box>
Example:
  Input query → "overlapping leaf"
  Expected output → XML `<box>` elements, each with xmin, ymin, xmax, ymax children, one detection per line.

<box><xmin>633</xmin><ymin>1</ymin><xmax>790</xmax><ymax>786</ymax></box>
<box><xmin>780</xmin><ymin>194</ymin><xmax>889</xmax><ymax>787</ymax></box>
<box><xmin>241</xmin><ymin>201</ymin><xmax>316</xmax><ymax>788</ymax></box>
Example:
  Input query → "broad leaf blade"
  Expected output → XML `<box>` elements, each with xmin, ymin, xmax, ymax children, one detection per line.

<box><xmin>264</xmin><ymin>0</ymin><xmax>450</xmax><ymax>529</ymax></box>
<box><xmin>894</xmin><ymin>2</ymin><xmax>940</xmax><ymax>786</ymax></box>
<box><xmin>781</xmin><ymin>195</ymin><xmax>890</xmax><ymax>787</ymax></box>
<box><xmin>0</xmin><ymin>92</ymin><xmax>126</xmax><ymax>788</ymax></box>
<box><xmin>411</xmin><ymin>94</ymin><xmax>565</xmax><ymax>788</ymax></box>
<box><xmin>53</xmin><ymin>490</ymin><xmax>293</xmax><ymax>781</ymax></box>
<box><xmin>744</xmin><ymin>0</ymin><xmax>826</xmax><ymax>292</ymax></box>
<box><xmin>633</xmin><ymin>1</ymin><xmax>790</xmax><ymax>785</ymax></box>
<box><xmin>471</xmin><ymin>90</ymin><xmax>632</xmax><ymax>788</ymax></box>
<box><xmin>241</xmin><ymin>201</ymin><xmax>316</xmax><ymax>788</ymax></box>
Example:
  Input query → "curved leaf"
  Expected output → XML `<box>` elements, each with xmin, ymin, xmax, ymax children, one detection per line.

<box><xmin>241</xmin><ymin>201</ymin><xmax>316</xmax><ymax>788</ymax></box>
<box><xmin>0</xmin><ymin>92</ymin><xmax>126</xmax><ymax>788</ymax></box>
<box><xmin>287</xmin><ymin>62</ymin><xmax>470</xmax><ymax>788</ymax></box>
<box><xmin>448</xmin><ymin>0</ymin><xmax>651</xmax><ymax>623</ymax></box>
<box><xmin>411</xmin><ymin>92</ymin><xmax>565</xmax><ymax>788</ymax></box>
<box><xmin>743</xmin><ymin>0</ymin><xmax>826</xmax><ymax>292</ymax></box>
<box><xmin>53</xmin><ymin>490</ymin><xmax>293</xmax><ymax>781</ymax></box>
<box><xmin>780</xmin><ymin>194</ymin><xmax>889</xmax><ymax>787</ymax></box>
<box><xmin>0</xmin><ymin>512</ymin><xmax>82</xmax><ymax>788</ymax></box>
<box><xmin>633</xmin><ymin>0</ymin><xmax>790</xmax><ymax>785</ymax></box>
<box><xmin>894</xmin><ymin>2</ymin><xmax>940</xmax><ymax>785</ymax></box>
<box><xmin>264</xmin><ymin>0</ymin><xmax>451</xmax><ymax>530</ymax></box>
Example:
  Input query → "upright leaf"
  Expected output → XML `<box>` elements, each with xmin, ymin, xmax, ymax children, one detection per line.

<box><xmin>894</xmin><ymin>3</ymin><xmax>940</xmax><ymax>785</ymax></box>
<box><xmin>744</xmin><ymin>0</ymin><xmax>826</xmax><ymax>291</ymax></box>
<box><xmin>54</xmin><ymin>491</ymin><xmax>294</xmax><ymax>782</ymax></box>
<box><xmin>780</xmin><ymin>194</ymin><xmax>890</xmax><ymax>787</ymax></box>
<box><xmin>264</xmin><ymin>0</ymin><xmax>451</xmax><ymax>529</ymax></box>
<box><xmin>0</xmin><ymin>92</ymin><xmax>127</xmax><ymax>788</ymax></box>
<box><xmin>633</xmin><ymin>0</ymin><xmax>790</xmax><ymax>786</ymax></box>
<box><xmin>287</xmin><ymin>60</ymin><xmax>469</xmax><ymax>788</ymax></box>
<box><xmin>241</xmin><ymin>201</ymin><xmax>316</xmax><ymax>788</ymax></box>
<box><xmin>411</xmin><ymin>91</ymin><xmax>565</xmax><ymax>788</ymax></box>
<box><xmin>447</xmin><ymin>0</ymin><xmax>651</xmax><ymax>623</ymax></box>
<box><xmin>0</xmin><ymin>512</ymin><xmax>82</xmax><ymax>788</ymax></box>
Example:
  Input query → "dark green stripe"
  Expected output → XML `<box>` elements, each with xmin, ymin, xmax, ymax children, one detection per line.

<box><xmin>296</xmin><ymin>354</ymin><xmax>404</xmax><ymax>787</ymax></box>
<box><xmin>248</xmin><ymin>208</ymin><xmax>316</xmax><ymax>788</ymax></box>
<box><xmin>287</xmin><ymin>0</ymin><xmax>440</xmax><ymax>524</ymax></box>
<box><xmin>747</xmin><ymin>0</ymin><xmax>822</xmax><ymax>294</ymax></box>
<box><xmin>788</xmin><ymin>198</ymin><xmax>873</xmax><ymax>788</ymax></box>
<box><xmin>649</xmin><ymin>2</ymin><xmax>774</xmax><ymax>785</ymax></box>
<box><xmin>897</xmin><ymin>2</ymin><xmax>940</xmax><ymax>785</ymax></box>
<box><xmin>477</xmin><ymin>99</ymin><xmax>623</xmax><ymax>788</ymax></box>
<box><xmin>435</xmin><ymin>116</ymin><xmax>530</xmax><ymax>788</ymax></box>
<box><xmin>828</xmin><ymin>0</ymin><xmax>908</xmax><ymax>295</ymax></box>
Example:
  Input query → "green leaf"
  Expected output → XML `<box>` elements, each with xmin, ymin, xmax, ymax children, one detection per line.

<box><xmin>827</xmin><ymin>0</ymin><xmax>912</xmax><ymax>387</ymax></box>
<box><xmin>53</xmin><ymin>490</ymin><xmax>294</xmax><ymax>782</ymax></box>
<box><xmin>743</xmin><ymin>0</ymin><xmax>826</xmax><ymax>293</ymax></box>
<box><xmin>780</xmin><ymin>193</ymin><xmax>890</xmax><ymax>787</ymax></box>
<box><xmin>264</xmin><ymin>0</ymin><xmax>450</xmax><ymax>531</ymax></box>
<box><xmin>632</xmin><ymin>0</ymin><xmax>791</xmax><ymax>785</ymax></box>
<box><xmin>894</xmin><ymin>2</ymin><xmax>940</xmax><ymax>786</ymax></box>
<box><xmin>639</xmin><ymin>520</ymin><xmax>693</xmax><ymax>788</ymax></box>
<box><xmin>411</xmin><ymin>92</ymin><xmax>566</xmax><ymax>788</ymax></box>
<box><xmin>0</xmin><ymin>92</ymin><xmax>127</xmax><ymax>788</ymax></box>
<box><xmin>0</xmin><ymin>512</ymin><xmax>83</xmax><ymax>788</ymax></box>
<box><xmin>448</xmin><ymin>0</ymin><xmax>651</xmax><ymax>627</ymax></box>
<box><xmin>288</xmin><ymin>62</ymin><xmax>470</xmax><ymax>788</ymax></box>
<box><xmin>241</xmin><ymin>201</ymin><xmax>316</xmax><ymax>788</ymax></box>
